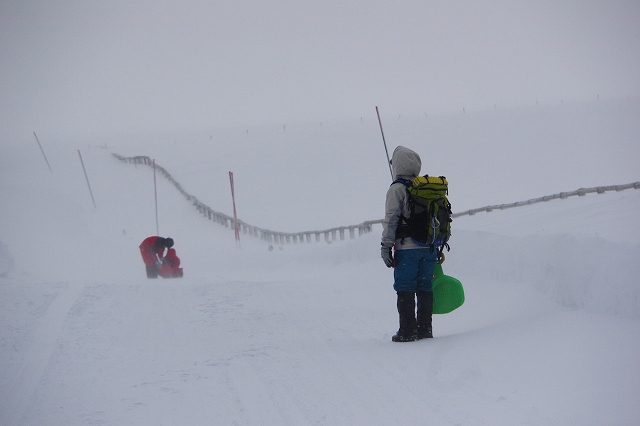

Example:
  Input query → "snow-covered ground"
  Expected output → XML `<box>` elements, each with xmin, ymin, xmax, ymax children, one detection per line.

<box><xmin>1</xmin><ymin>99</ymin><xmax>639</xmax><ymax>425</ymax></box>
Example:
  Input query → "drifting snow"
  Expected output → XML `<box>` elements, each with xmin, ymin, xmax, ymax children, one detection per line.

<box><xmin>1</xmin><ymin>99</ymin><xmax>639</xmax><ymax>425</ymax></box>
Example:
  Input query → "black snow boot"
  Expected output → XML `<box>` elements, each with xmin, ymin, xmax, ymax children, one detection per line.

<box><xmin>146</xmin><ymin>265</ymin><xmax>158</xmax><ymax>278</ymax></box>
<box><xmin>416</xmin><ymin>291</ymin><xmax>433</xmax><ymax>339</ymax></box>
<box><xmin>392</xmin><ymin>291</ymin><xmax>417</xmax><ymax>342</ymax></box>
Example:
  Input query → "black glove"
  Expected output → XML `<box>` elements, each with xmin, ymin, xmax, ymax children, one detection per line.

<box><xmin>381</xmin><ymin>243</ymin><xmax>394</xmax><ymax>268</ymax></box>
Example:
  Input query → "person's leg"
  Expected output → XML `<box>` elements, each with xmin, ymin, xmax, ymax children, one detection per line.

<box><xmin>392</xmin><ymin>250</ymin><xmax>420</xmax><ymax>342</ymax></box>
<box><xmin>416</xmin><ymin>291</ymin><xmax>433</xmax><ymax>339</ymax></box>
<box><xmin>393</xmin><ymin>249</ymin><xmax>421</xmax><ymax>292</ymax></box>
<box><xmin>392</xmin><ymin>291</ymin><xmax>416</xmax><ymax>342</ymax></box>
<box><xmin>145</xmin><ymin>265</ymin><xmax>158</xmax><ymax>278</ymax></box>
<box><xmin>140</xmin><ymin>248</ymin><xmax>158</xmax><ymax>278</ymax></box>
<box><xmin>416</xmin><ymin>249</ymin><xmax>438</xmax><ymax>338</ymax></box>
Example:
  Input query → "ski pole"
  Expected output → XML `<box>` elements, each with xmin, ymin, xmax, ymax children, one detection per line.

<box><xmin>375</xmin><ymin>106</ymin><xmax>393</xmax><ymax>180</ymax></box>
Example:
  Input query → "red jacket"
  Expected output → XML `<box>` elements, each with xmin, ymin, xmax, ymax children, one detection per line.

<box><xmin>139</xmin><ymin>236</ymin><xmax>170</xmax><ymax>266</ymax></box>
<box><xmin>163</xmin><ymin>248</ymin><xmax>180</xmax><ymax>268</ymax></box>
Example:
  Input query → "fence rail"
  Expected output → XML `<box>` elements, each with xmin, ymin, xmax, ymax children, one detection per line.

<box><xmin>451</xmin><ymin>181</ymin><xmax>640</xmax><ymax>218</ymax></box>
<box><xmin>113</xmin><ymin>154</ymin><xmax>639</xmax><ymax>244</ymax></box>
<box><xmin>113</xmin><ymin>154</ymin><xmax>377</xmax><ymax>244</ymax></box>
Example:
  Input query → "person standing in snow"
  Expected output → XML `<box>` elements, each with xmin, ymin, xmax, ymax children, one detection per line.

<box><xmin>139</xmin><ymin>236</ymin><xmax>174</xmax><ymax>278</ymax></box>
<box><xmin>381</xmin><ymin>146</ymin><xmax>439</xmax><ymax>342</ymax></box>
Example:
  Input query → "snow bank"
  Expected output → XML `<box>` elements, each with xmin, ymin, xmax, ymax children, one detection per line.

<box><xmin>447</xmin><ymin>230</ymin><xmax>640</xmax><ymax>318</ymax></box>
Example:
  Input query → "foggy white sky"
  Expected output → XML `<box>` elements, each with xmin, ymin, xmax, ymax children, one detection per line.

<box><xmin>1</xmin><ymin>0</ymin><xmax>639</xmax><ymax>139</ymax></box>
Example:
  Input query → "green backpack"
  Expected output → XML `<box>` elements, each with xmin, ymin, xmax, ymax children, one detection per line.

<box><xmin>394</xmin><ymin>175</ymin><xmax>452</xmax><ymax>255</ymax></box>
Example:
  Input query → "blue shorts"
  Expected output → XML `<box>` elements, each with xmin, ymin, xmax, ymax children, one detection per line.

<box><xmin>393</xmin><ymin>248</ymin><xmax>439</xmax><ymax>292</ymax></box>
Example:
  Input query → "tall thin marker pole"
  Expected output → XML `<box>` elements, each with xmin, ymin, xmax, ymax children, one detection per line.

<box><xmin>77</xmin><ymin>150</ymin><xmax>96</xmax><ymax>208</ymax></box>
<box><xmin>153</xmin><ymin>159</ymin><xmax>159</xmax><ymax>235</ymax></box>
<box><xmin>229</xmin><ymin>171</ymin><xmax>240</xmax><ymax>247</ymax></box>
<box><xmin>375</xmin><ymin>107</ymin><xmax>393</xmax><ymax>180</ymax></box>
<box><xmin>33</xmin><ymin>131</ymin><xmax>52</xmax><ymax>172</ymax></box>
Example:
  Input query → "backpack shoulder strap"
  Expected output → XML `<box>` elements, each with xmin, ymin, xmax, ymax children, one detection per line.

<box><xmin>391</xmin><ymin>178</ymin><xmax>412</xmax><ymax>187</ymax></box>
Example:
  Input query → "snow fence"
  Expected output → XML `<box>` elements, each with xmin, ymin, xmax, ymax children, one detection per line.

<box><xmin>113</xmin><ymin>153</ymin><xmax>639</xmax><ymax>245</ymax></box>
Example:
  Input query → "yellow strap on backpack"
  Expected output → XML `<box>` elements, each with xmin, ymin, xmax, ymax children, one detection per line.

<box><xmin>412</xmin><ymin>175</ymin><xmax>448</xmax><ymax>186</ymax></box>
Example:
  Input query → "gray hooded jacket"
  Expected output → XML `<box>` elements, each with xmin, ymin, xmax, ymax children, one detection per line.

<box><xmin>381</xmin><ymin>146</ymin><xmax>423</xmax><ymax>250</ymax></box>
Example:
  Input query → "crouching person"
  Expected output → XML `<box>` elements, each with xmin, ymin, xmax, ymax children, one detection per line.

<box><xmin>158</xmin><ymin>248</ymin><xmax>184</xmax><ymax>278</ymax></box>
<box><xmin>139</xmin><ymin>236</ymin><xmax>174</xmax><ymax>278</ymax></box>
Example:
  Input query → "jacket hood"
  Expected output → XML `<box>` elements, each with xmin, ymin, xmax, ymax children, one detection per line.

<box><xmin>391</xmin><ymin>146</ymin><xmax>421</xmax><ymax>180</ymax></box>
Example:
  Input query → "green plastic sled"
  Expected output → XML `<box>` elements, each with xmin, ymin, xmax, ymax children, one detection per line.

<box><xmin>432</xmin><ymin>262</ymin><xmax>465</xmax><ymax>314</ymax></box>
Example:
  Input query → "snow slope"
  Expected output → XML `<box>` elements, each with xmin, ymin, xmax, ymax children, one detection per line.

<box><xmin>1</xmin><ymin>99</ymin><xmax>639</xmax><ymax>425</ymax></box>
